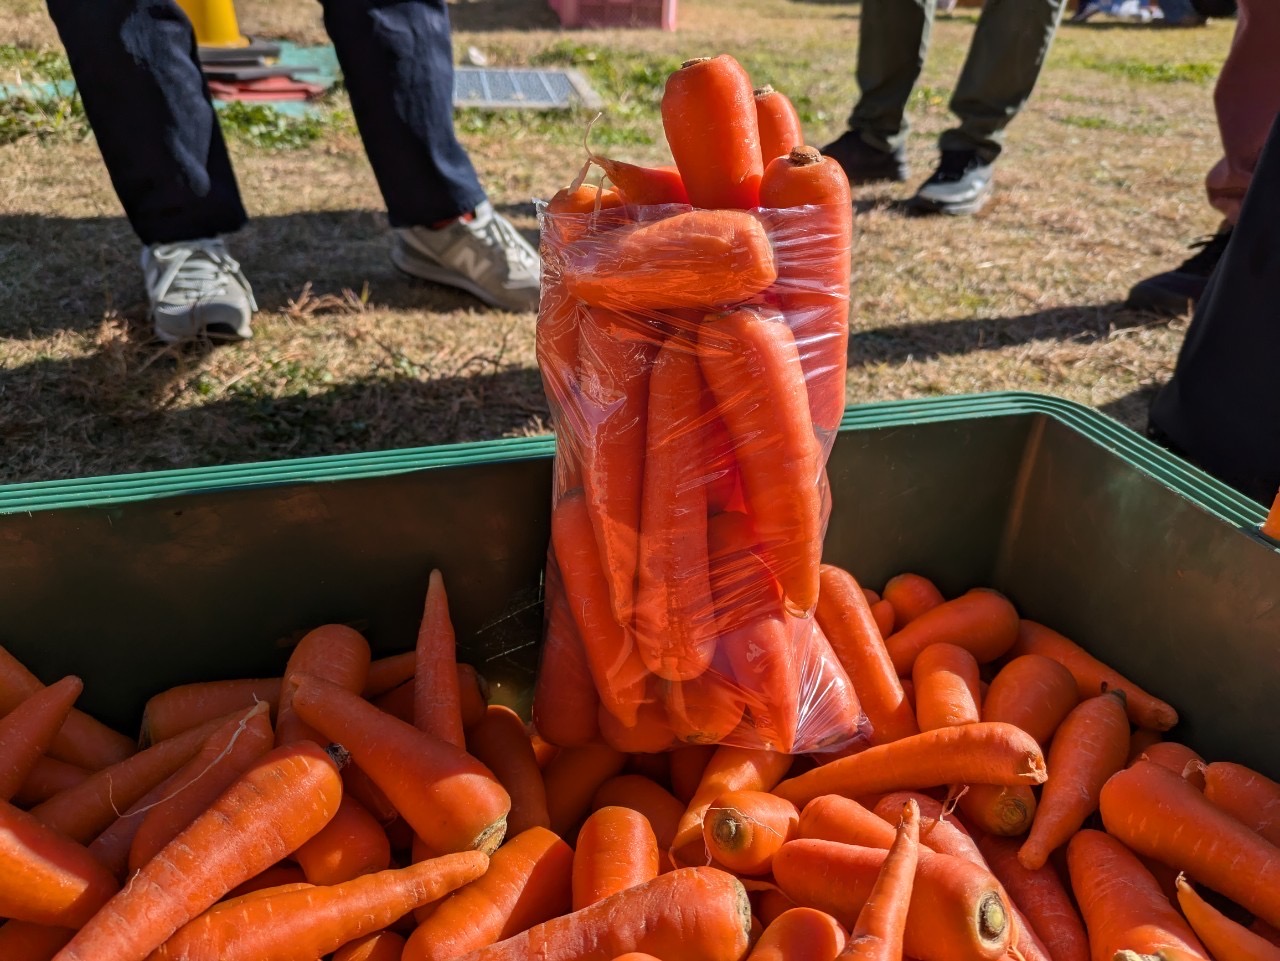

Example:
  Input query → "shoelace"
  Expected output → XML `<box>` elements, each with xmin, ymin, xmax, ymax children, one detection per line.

<box><xmin>473</xmin><ymin>213</ymin><xmax>539</xmax><ymax>272</ymax></box>
<box><xmin>150</xmin><ymin>240</ymin><xmax>258</xmax><ymax>310</ymax></box>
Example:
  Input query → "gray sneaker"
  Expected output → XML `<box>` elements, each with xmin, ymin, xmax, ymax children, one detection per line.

<box><xmin>141</xmin><ymin>238</ymin><xmax>257</xmax><ymax>344</ymax></box>
<box><xmin>391</xmin><ymin>201</ymin><xmax>540</xmax><ymax>313</ymax></box>
<box><xmin>910</xmin><ymin>150</ymin><xmax>995</xmax><ymax>216</ymax></box>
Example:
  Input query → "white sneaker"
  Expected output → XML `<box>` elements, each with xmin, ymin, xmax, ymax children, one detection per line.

<box><xmin>391</xmin><ymin>201</ymin><xmax>541</xmax><ymax>313</ymax></box>
<box><xmin>141</xmin><ymin>238</ymin><xmax>257</xmax><ymax>344</ymax></box>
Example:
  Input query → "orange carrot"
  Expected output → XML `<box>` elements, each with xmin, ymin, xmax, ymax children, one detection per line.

<box><xmin>1010</xmin><ymin>620</ymin><xmax>1178</xmax><ymax>731</ymax></box>
<box><xmin>0</xmin><ymin>799</ymin><xmax>119</xmax><ymax>927</ymax></box>
<box><xmin>881</xmin><ymin>574</ymin><xmax>944</xmax><ymax>628</ymax></box>
<box><xmin>592</xmin><ymin>775</ymin><xmax>684</xmax><ymax>873</ymax></box>
<box><xmin>1176</xmin><ymin>873</ymin><xmax>1280</xmax><ymax>961</ymax></box>
<box><xmin>669</xmin><ymin>744</ymin><xmax>716</xmax><ymax>804</ymax></box>
<box><xmin>1066</xmin><ymin>829</ymin><xmax>1208</xmax><ymax>961</ymax></box>
<box><xmin>289</xmin><ymin>673</ymin><xmax>510</xmax><ymax>856</ymax></box>
<box><xmin>543</xmin><ymin>741</ymin><xmax>627</xmax><ymax>841</ymax></box>
<box><xmin>531</xmin><ymin>733</ymin><xmax>559</xmax><ymax>769</ymax></box>
<box><xmin>797</xmin><ymin>618</ymin><xmax>869</xmax><ymax>752</ymax></box>
<box><xmin>815</xmin><ymin>565</ymin><xmax>918</xmax><ymax>745</ymax></box>
<box><xmin>574</xmin><ymin>807</ymin><xmax>660</xmax><ymax>910</ymax></box>
<box><xmin>773</xmin><ymin>722</ymin><xmax>1047</xmax><ymax>808</ymax></box>
<box><xmin>563</xmin><ymin>208</ymin><xmax>777</xmax><ymax>310</ymax></box>
<box><xmin>1100</xmin><ymin>759</ymin><xmax>1280</xmax><ymax>928</ymax></box>
<box><xmin>1203</xmin><ymin>760</ymin><xmax>1280</xmax><ymax>845</ymax></box>
<box><xmin>454</xmin><ymin>664</ymin><xmax>488</xmax><ymax>732</ymax></box>
<box><xmin>276</xmin><ymin>624</ymin><xmax>371</xmax><ymax>747</ymax></box>
<box><xmin>1134</xmin><ymin>740</ymin><xmax>1205</xmax><ymax>782</ymax></box>
<box><xmin>840</xmin><ymin>799</ymin><xmax>920</xmax><ymax>961</ymax></box>
<box><xmin>153</xmin><ymin>850</ymin><xmax>487</xmax><ymax>961</ymax></box>
<box><xmin>598</xmin><ymin>684</ymin><xmax>676</xmax><ymax>754</ymax></box>
<box><xmin>977</xmin><ymin>833</ymin><xmax>1088</xmax><ymax>961</ymax></box>
<box><xmin>665</xmin><ymin>665</ymin><xmax>747</xmax><ymax>745</ymax></box>
<box><xmin>981</xmin><ymin>654</ymin><xmax>1078</xmax><ymax>747</ymax></box>
<box><xmin>662</xmin><ymin>55</ymin><xmax>763</xmax><ymax>210</ymax></box>
<box><xmin>372</xmin><ymin>678</ymin><xmax>414</xmax><ymax>723</ymax></box>
<box><xmin>635</xmin><ymin>340</ymin><xmax>718</xmax><ymax>680</ymax></box>
<box><xmin>752</xmin><ymin>884</ymin><xmax>800</xmax><ymax>928</ymax></box>
<box><xmin>671</xmin><ymin>745</ymin><xmax>792</xmax><ymax>867</ymax></box>
<box><xmin>589</xmin><ymin>155</ymin><xmax>689</xmax><ymax>206</ymax></box>
<box><xmin>748</xmin><ymin>907</ymin><xmax>847</xmax><ymax>961</ymax></box>
<box><xmin>883</xmin><ymin>590</ymin><xmax>1019</xmax><ymax>675</ymax></box>
<box><xmin>334</xmin><ymin>931</ymin><xmax>408</xmax><ymax>961</ymax></box>
<box><xmin>403</xmin><ymin>828</ymin><xmax>574</xmax><ymax>961</ymax></box>
<box><xmin>362</xmin><ymin>652</ymin><xmax>416</xmax><ymax>699</ymax></box>
<box><xmin>0</xmin><ymin>676</ymin><xmax>83</xmax><ymax>801</ymax></box>
<box><xmin>1019</xmin><ymin>689</ymin><xmax>1130</xmax><ymax>870</ymax></box>
<box><xmin>0</xmin><ymin>920</ymin><xmax>76</xmax><ymax>961</ymax></box>
<box><xmin>955</xmin><ymin>784</ymin><xmax>1037</xmax><ymax>838</ymax></box>
<box><xmin>0</xmin><ymin>645</ymin><xmax>134</xmax><ymax>771</ymax></box>
<box><xmin>32</xmin><ymin>710</ymin><xmax>236</xmax><ymax>844</ymax></box>
<box><xmin>533</xmin><ymin>549</ymin><xmax>602</xmax><ymax>747</ymax></box>
<box><xmin>1127</xmin><ymin>728</ymin><xmax>1163</xmax><ymax>766</ymax></box>
<box><xmin>342</xmin><ymin>762</ymin><xmax>399</xmax><ymax>825</ymax></box>
<box><xmin>704</xmin><ymin>790</ymin><xmax>799</xmax><ymax>875</ymax></box>
<box><xmin>754</xmin><ymin>86</ymin><xmax>805</xmax><ymax>165</ymax></box>
<box><xmin>911</xmin><ymin>643</ymin><xmax>981</xmax><ymax>731</ymax></box>
<box><xmin>467</xmin><ymin>704</ymin><xmax>551</xmax><ymax>836</ymax></box>
<box><xmin>292</xmin><ymin>794</ymin><xmax>391</xmax><ymax>886</ymax></box>
<box><xmin>13</xmin><ymin>756</ymin><xmax>91</xmax><ymax>807</ymax></box>
<box><xmin>139</xmin><ymin>678</ymin><xmax>279</xmax><ymax>745</ymax></box>
<box><xmin>698</xmin><ymin>306</ymin><xmax>824</xmax><ymax>616</ymax></box>
<box><xmin>869</xmin><ymin>600</ymin><xmax>895</xmax><ymax>638</ymax></box>
<box><xmin>225</xmin><ymin>862</ymin><xmax>309</xmax><ymax>899</ymax></box>
<box><xmin>51</xmin><ymin>741</ymin><xmax>345</xmax><ymax>961</ymax></box>
<box><xmin>1254</xmin><ymin>919</ymin><xmax>1280</xmax><ymax>949</ymax></box>
<box><xmin>1262</xmin><ymin>486</ymin><xmax>1280</xmax><ymax>541</ymax></box>
<box><xmin>799</xmin><ymin>794</ymin><xmax>897</xmax><ymax>849</ymax></box>
<box><xmin>448</xmin><ymin>866</ymin><xmax>752</xmax><ymax>961</ymax></box>
<box><xmin>773</xmin><ymin>839</ymin><xmax>1011</xmax><ymax>961</ymax></box>
<box><xmin>413</xmin><ymin>570</ymin><xmax>465</xmax><ymax>749</ymax></box>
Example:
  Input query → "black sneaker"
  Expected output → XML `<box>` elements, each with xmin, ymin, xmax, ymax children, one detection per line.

<box><xmin>820</xmin><ymin>130</ymin><xmax>909</xmax><ymax>186</ymax></box>
<box><xmin>1125</xmin><ymin>230</ymin><xmax>1231</xmax><ymax>315</ymax></box>
<box><xmin>909</xmin><ymin>150</ymin><xmax>994</xmax><ymax>216</ymax></box>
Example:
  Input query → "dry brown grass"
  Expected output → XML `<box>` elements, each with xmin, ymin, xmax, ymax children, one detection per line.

<box><xmin>0</xmin><ymin>0</ymin><xmax>1233</xmax><ymax>483</ymax></box>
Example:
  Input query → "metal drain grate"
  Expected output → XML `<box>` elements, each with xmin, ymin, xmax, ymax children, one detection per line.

<box><xmin>453</xmin><ymin>67</ymin><xmax>601</xmax><ymax>111</ymax></box>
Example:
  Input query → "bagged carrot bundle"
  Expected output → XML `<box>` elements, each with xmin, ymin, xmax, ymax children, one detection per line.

<box><xmin>533</xmin><ymin>54</ymin><xmax>866</xmax><ymax>755</ymax></box>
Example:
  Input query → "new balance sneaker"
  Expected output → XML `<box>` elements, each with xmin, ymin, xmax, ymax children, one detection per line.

<box><xmin>141</xmin><ymin>238</ymin><xmax>257</xmax><ymax>344</ymax></box>
<box><xmin>820</xmin><ymin>129</ymin><xmax>910</xmax><ymax>186</ymax></box>
<box><xmin>392</xmin><ymin>201</ymin><xmax>540</xmax><ymax>313</ymax></box>
<box><xmin>910</xmin><ymin>150</ymin><xmax>995</xmax><ymax>216</ymax></box>
<box><xmin>1125</xmin><ymin>230</ymin><xmax>1231</xmax><ymax>315</ymax></box>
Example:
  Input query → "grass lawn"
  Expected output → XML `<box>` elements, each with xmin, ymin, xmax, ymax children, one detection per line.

<box><xmin>0</xmin><ymin>0</ymin><xmax>1233</xmax><ymax>483</ymax></box>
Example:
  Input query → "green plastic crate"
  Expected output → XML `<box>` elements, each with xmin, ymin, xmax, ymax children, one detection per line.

<box><xmin>1</xmin><ymin>392</ymin><xmax>1275</xmax><ymax>778</ymax></box>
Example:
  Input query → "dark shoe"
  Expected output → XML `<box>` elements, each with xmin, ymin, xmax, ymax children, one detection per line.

<box><xmin>820</xmin><ymin>130</ymin><xmax>909</xmax><ymax>186</ymax></box>
<box><xmin>909</xmin><ymin>150</ymin><xmax>994</xmax><ymax>216</ymax></box>
<box><xmin>1125</xmin><ymin>230</ymin><xmax>1231</xmax><ymax>315</ymax></box>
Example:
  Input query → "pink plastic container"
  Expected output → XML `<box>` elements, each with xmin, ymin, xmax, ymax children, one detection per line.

<box><xmin>553</xmin><ymin>0</ymin><xmax>677</xmax><ymax>31</ymax></box>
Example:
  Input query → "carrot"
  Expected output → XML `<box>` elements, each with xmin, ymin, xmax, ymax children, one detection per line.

<box><xmin>1127</xmin><ymin>728</ymin><xmax>1163</xmax><ymax>766</ymax></box>
<box><xmin>589</xmin><ymin>154</ymin><xmax>690</xmax><ymax>206</ymax></box>
<box><xmin>289</xmin><ymin>672</ymin><xmax>510</xmax><ymax>855</ymax></box>
<box><xmin>752</xmin><ymin>885</ymin><xmax>801</xmax><ymax>929</ymax></box>
<box><xmin>955</xmin><ymin>784</ymin><xmax>1037</xmax><ymax>837</ymax></box>
<box><xmin>276</xmin><ymin>623</ymin><xmax>371</xmax><ymax>747</ymax></box>
<box><xmin>1262</xmin><ymin>486</ymin><xmax>1280</xmax><ymax>541</ymax></box>
<box><xmin>13</xmin><ymin>756</ymin><xmax>91</xmax><ymax>807</ymax></box>
<box><xmin>467</xmin><ymin>705</ymin><xmax>551</xmax><ymax>836</ymax></box>
<box><xmin>625</xmin><ymin>751</ymin><xmax>671</xmax><ymax>786</ymax></box>
<box><xmin>797</xmin><ymin>618</ymin><xmax>869</xmax><ymax>752</ymax></box>
<box><xmin>1065</xmin><ymin>829</ymin><xmax>1208</xmax><ymax>961</ymax></box>
<box><xmin>543</xmin><ymin>741</ymin><xmax>627</xmax><ymax>840</ymax></box>
<box><xmin>449</xmin><ymin>866</ymin><xmax>752</xmax><ymax>961</ymax></box>
<box><xmin>599</xmin><ymin>685</ymin><xmax>676</xmax><ymax>754</ymax></box>
<box><xmin>1176</xmin><ymin>873</ymin><xmax>1280</xmax><ymax>961</ymax></box>
<box><xmin>669</xmin><ymin>744</ymin><xmax>716</xmax><ymax>804</ymax></box>
<box><xmin>0</xmin><ymin>676</ymin><xmax>83</xmax><ymax>801</ymax></box>
<box><xmin>0</xmin><ymin>921</ymin><xmax>76</xmax><ymax>961</ymax></box>
<box><xmin>592</xmin><ymin>775</ymin><xmax>684</xmax><ymax>873</ymax></box>
<box><xmin>868</xmin><ymin>600</ymin><xmax>895</xmax><ymax>638</ymax></box>
<box><xmin>456</xmin><ymin>666</ymin><xmax>490</xmax><ymax>733</ymax></box>
<box><xmin>698</xmin><ymin>306</ymin><xmax>824</xmax><ymax>616</ymax></box>
<box><xmin>1019</xmin><ymin>689</ymin><xmax>1129</xmax><ymax>869</ymax></box>
<box><xmin>662</xmin><ymin>55</ymin><xmax>763</xmax><ymax>210</ymax></box>
<box><xmin>978</xmin><ymin>833</ymin><xmax>1087</xmax><ymax>961</ymax></box>
<box><xmin>799</xmin><ymin>793</ymin><xmax>897</xmax><ymax>849</ymax></box>
<box><xmin>610</xmin><ymin>955</ymin><xmax>666</xmax><ymax>961</ymax></box>
<box><xmin>981</xmin><ymin>654</ymin><xmax>1078</xmax><ymax>747</ymax></box>
<box><xmin>754</xmin><ymin>86</ymin><xmax>805</xmax><ymax>165</ymax></box>
<box><xmin>362</xmin><ymin>652</ymin><xmax>416</xmax><ymax>699</ymax></box>
<box><xmin>881</xmin><ymin>574</ymin><xmax>944</xmax><ymax>628</ymax></box>
<box><xmin>1134</xmin><ymin>741</ymin><xmax>1205</xmax><ymax>783</ymax></box>
<box><xmin>334</xmin><ymin>931</ymin><xmax>408</xmax><ymax>961</ymax></box>
<box><xmin>533</xmin><ymin>549</ymin><xmax>602</xmax><ymax>747</ymax></box>
<box><xmin>574</xmin><ymin>807</ymin><xmax>660</xmax><ymax>910</ymax></box>
<box><xmin>225</xmin><ymin>862</ymin><xmax>308</xmax><ymax>899</ymax></box>
<box><xmin>0</xmin><ymin>646</ymin><xmax>135</xmax><ymax>771</ymax></box>
<box><xmin>1100</xmin><ymin>759</ymin><xmax>1280</xmax><ymax>927</ymax></box>
<box><xmin>342</xmin><ymin>763</ymin><xmax>399</xmax><ymax>824</ymax></box>
<box><xmin>671</xmin><ymin>745</ymin><xmax>792</xmax><ymax>867</ymax></box>
<box><xmin>93</xmin><ymin>702</ymin><xmax>273</xmax><ymax>879</ymax></box>
<box><xmin>32</xmin><ymin>710</ymin><xmax>237</xmax><ymax>844</ymax></box>
<box><xmin>291</xmin><ymin>794</ymin><xmax>391</xmax><ymax>886</ymax></box>
<box><xmin>748</xmin><ymin>907</ymin><xmax>847</xmax><ymax>961</ymax></box>
<box><xmin>911</xmin><ymin>643</ymin><xmax>981</xmax><ymax>731</ymax></box>
<box><xmin>1254</xmin><ymin>919</ymin><xmax>1280</xmax><ymax>949</ymax></box>
<box><xmin>635</xmin><ymin>340</ymin><xmax>718</xmax><ymax>680</ymax></box>
<box><xmin>403</xmin><ymin>828</ymin><xmax>574</xmax><ymax>961</ymax></box>
<box><xmin>139</xmin><ymin>678</ymin><xmax>279</xmax><ymax>745</ymax></box>
<box><xmin>153</xmin><ymin>849</ymin><xmax>487</xmax><ymax>961</ymax></box>
<box><xmin>840</xmin><ymin>799</ymin><xmax>920</xmax><ymax>961</ymax></box>
<box><xmin>773</xmin><ymin>722</ymin><xmax>1047</xmax><ymax>808</ymax></box>
<box><xmin>531</xmin><ymin>732</ymin><xmax>560</xmax><ymax>769</ymax></box>
<box><xmin>773</xmin><ymin>839</ymin><xmax>1010</xmax><ymax>961</ymax></box>
<box><xmin>0</xmin><ymin>799</ymin><xmax>118</xmax><ymax>927</ymax></box>
<box><xmin>1010</xmin><ymin>620</ymin><xmax>1178</xmax><ymax>731</ymax></box>
<box><xmin>51</xmin><ymin>740</ymin><xmax>345</xmax><ymax>961</ymax></box>
<box><xmin>883</xmin><ymin>590</ymin><xmax>1019</xmax><ymax>675</ymax></box>
<box><xmin>414</xmin><ymin>570</ymin><xmax>465</xmax><ymax>748</ymax></box>
<box><xmin>551</xmin><ymin>491</ymin><xmax>649</xmax><ymax>725</ymax></box>
<box><xmin>1203</xmin><ymin>760</ymin><xmax>1280</xmax><ymax>845</ymax></box>
<box><xmin>704</xmin><ymin>790</ymin><xmax>799</xmax><ymax>875</ymax></box>
<box><xmin>815</xmin><ymin>565</ymin><xmax>918</xmax><ymax>745</ymax></box>
<box><xmin>665</xmin><ymin>664</ymin><xmax>748</xmax><ymax>745</ymax></box>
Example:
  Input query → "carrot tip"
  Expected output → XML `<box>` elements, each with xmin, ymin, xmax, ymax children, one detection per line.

<box><xmin>753</xmin><ymin>84</ymin><xmax>775</xmax><ymax>97</ymax></box>
<box><xmin>787</xmin><ymin>146</ymin><xmax>822</xmax><ymax>166</ymax></box>
<box><xmin>326</xmin><ymin>743</ymin><xmax>352</xmax><ymax>770</ymax></box>
<box><xmin>680</xmin><ymin>57</ymin><xmax>711</xmax><ymax>68</ymax></box>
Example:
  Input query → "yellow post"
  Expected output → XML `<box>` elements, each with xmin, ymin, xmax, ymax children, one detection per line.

<box><xmin>174</xmin><ymin>0</ymin><xmax>249</xmax><ymax>48</ymax></box>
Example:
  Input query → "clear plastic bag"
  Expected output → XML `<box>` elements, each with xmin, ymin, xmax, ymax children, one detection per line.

<box><xmin>534</xmin><ymin>199</ymin><xmax>869</xmax><ymax>754</ymax></box>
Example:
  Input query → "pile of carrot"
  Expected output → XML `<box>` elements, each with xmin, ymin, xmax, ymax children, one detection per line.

<box><xmin>536</xmin><ymin>53</ymin><xmax>864</xmax><ymax>754</ymax></box>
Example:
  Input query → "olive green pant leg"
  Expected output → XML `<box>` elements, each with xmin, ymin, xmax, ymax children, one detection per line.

<box><xmin>848</xmin><ymin>0</ymin><xmax>937</xmax><ymax>154</ymax></box>
<box><xmin>940</xmin><ymin>0</ymin><xmax>1067</xmax><ymax>163</ymax></box>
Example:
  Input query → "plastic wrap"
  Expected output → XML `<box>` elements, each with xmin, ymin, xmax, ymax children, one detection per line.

<box><xmin>534</xmin><ymin>198</ymin><xmax>869</xmax><ymax>754</ymax></box>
